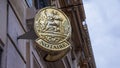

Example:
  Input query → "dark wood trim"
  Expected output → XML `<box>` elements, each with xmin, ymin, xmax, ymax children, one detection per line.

<box><xmin>0</xmin><ymin>39</ymin><xmax>4</xmax><ymax>48</ymax></box>
<box><xmin>26</xmin><ymin>42</ymin><xmax>30</xmax><ymax>68</ymax></box>
<box><xmin>0</xmin><ymin>46</ymin><xmax>3</xmax><ymax>68</ymax></box>
<box><xmin>32</xmin><ymin>52</ymin><xmax>41</xmax><ymax>68</ymax></box>
<box><xmin>64</xmin><ymin>56</ymin><xmax>71</xmax><ymax>68</ymax></box>
<box><xmin>59</xmin><ymin>3</ymin><xmax>83</xmax><ymax>9</ymax></box>
<box><xmin>8</xmin><ymin>1</ymin><xmax>26</xmax><ymax>32</ymax></box>
<box><xmin>7</xmin><ymin>34</ymin><xmax>26</xmax><ymax>64</ymax></box>
<box><xmin>25</xmin><ymin>0</ymin><xmax>30</xmax><ymax>8</ymax></box>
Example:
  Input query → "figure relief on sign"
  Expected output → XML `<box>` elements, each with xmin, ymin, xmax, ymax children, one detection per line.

<box><xmin>34</xmin><ymin>7</ymin><xmax>71</xmax><ymax>51</ymax></box>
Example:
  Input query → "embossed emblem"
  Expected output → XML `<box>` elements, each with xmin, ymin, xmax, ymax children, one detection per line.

<box><xmin>34</xmin><ymin>7</ymin><xmax>71</xmax><ymax>51</ymax></box>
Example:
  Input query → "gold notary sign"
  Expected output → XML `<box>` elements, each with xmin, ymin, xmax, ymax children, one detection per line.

<box><xmin>18</xmin><ymin>7</ymin><xmax>71</xmax><ymax>61</ymax></box>
<box><xmin>34</xmin><ymin>7</ymin><xmax>71</xmax><ymax>51</ymax></box>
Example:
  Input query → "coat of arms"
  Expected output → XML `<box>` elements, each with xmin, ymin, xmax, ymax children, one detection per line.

<box><xmin>34</xmin><ymin>7</ymin><xmax>71</xmax><ymax>51</ymax></box>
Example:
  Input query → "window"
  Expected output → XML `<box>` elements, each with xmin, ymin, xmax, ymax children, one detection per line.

<box><xmin>26</xmin><ymin>0</ymin><xmax>33</xmax><ymax>7</ymax></box>
<box><xmin>26</xmin><ymin>0</ymin><xmax>51</xmax><ymax>9</ymax></box>
<box><xmin>34</xmin><ymin>0</ymin><xmax>51</xmax><ymax>9</ymax></box>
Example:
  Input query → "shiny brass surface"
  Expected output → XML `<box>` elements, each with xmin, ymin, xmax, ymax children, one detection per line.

<box><xmin>34</xmin><ymin>7</ymin><xmax>71</xmax><ymax>51</ymax></box>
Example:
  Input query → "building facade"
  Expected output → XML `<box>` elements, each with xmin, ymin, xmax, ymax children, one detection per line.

<box><xmin>0</xmin><ymin>0</ymin><xmax>96</xmax><ymax>68</ymax></box>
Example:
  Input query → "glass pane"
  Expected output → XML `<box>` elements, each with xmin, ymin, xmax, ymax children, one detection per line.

<box><xmin>26</xmin><ymin>0</ymin><xmax>33</xmax><ymax>7</ymax></box>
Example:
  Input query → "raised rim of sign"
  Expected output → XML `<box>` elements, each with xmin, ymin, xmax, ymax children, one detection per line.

<box><xmin>34</xmin><ymin>6</ymin><xmax>71</xmax><ymax>51</ymax></box>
